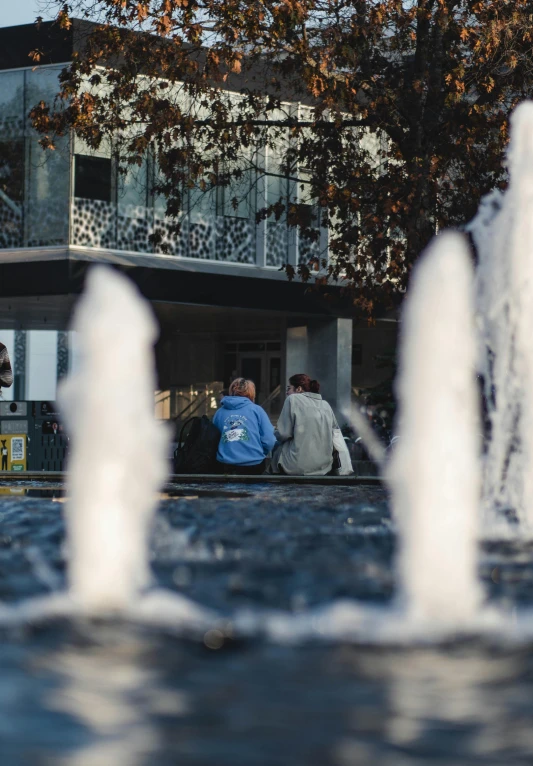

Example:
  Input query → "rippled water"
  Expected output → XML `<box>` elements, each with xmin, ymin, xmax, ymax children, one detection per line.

<box><xmin>1</xmin><ymin>482</ymin><xmax>533</xmax><ymax>764</ymax></box>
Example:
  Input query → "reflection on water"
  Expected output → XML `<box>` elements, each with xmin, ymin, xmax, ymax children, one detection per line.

<box><xmin>2</xmin><ymin>483</ymin><xmax>533</xmax><ymax>763</ymax></box>
<box><xmin>334</xmin><ymin>646</ymin><xmax>533</xmax><ymax>766</ymax></box>
<box><xmin>42</xmin><ymin>630</ymin><xmax>174</xmax><ymax>765</ymax></box>
<box><xmin>3</xmin><ymin>625</ymin><xmax>533</xmax><ymax>765</ymax></box>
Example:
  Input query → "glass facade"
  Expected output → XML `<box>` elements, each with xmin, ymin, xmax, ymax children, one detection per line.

<box><xmin>297</xmin><ymin>106</ymin><xmax>325</xmax><ymax>266</ymax></box>
<box><xmin>0</xmin><ymin>67</ymin><xmax>70</xmax><ymax>249</ymax></box>
<box><xmin>0</xmin><ymin>66</ymin><xmax>326</xmax><ymax>268</ymax></box>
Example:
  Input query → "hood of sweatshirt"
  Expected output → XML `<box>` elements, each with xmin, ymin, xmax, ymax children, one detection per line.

<box><xmin>220</xmin><ymin>396</ymin><xmax>253</xmax><ymax>410</ymax></box>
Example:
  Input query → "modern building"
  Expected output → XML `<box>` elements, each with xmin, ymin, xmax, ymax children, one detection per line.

<box><xmin>0</xmin><ymin>21</ymin><xmax>397</xmax><ymax>425</ymax></box>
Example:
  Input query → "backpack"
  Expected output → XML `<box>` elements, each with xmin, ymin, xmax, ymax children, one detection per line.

<box><xmin>173</xmin><ymin>415</ymin><xmax>221</xmax><ymax>474</ymax></box>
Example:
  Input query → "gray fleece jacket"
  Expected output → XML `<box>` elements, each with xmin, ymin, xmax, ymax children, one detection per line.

<box><xmin>273</xmin><ymin>392</ymin><xmax>338</xmax><ymax>475</ymax></box>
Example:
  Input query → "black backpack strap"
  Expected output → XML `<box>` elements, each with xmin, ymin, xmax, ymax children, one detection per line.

<box><xmin>178</xmin><ymin>417</ymin><xmax>197</xmax><ymax>447</ymax></box>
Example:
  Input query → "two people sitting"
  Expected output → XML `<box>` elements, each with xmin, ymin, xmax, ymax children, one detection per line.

<box><xmin>214</xmin><ymin>373</ymin><xmax>340</xmax><ymax>475</ymax></box>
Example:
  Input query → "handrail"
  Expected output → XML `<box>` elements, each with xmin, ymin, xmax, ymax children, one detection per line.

<box><xmin>176</xmin><ymin>394</ymin><xmax>204</xmax><ymax>421</ymax></box>
<box><xmin>178</xmin><ymin>391</ymin><xmax>210</xmax><ymax>421</ymax></box>
<box><xmin>261</xmin><ymin>384</ymin><xmax>281</xmax><ymax>410</ymax></box>
<box><xmin>173</xmin><ymin>382</ymin><xmax>223</xmax><ymax>422</ymax></box>
<box><xmin>157</xmin><ymin>383</ymin><xmax>224</xmax><ymax>422</ymax></box>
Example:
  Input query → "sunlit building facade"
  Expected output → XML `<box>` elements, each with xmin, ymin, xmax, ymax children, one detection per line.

<box><xmin>0</xmin><ymin>22</ymin><xmax>396</xmax><ymax>423</ymax></box>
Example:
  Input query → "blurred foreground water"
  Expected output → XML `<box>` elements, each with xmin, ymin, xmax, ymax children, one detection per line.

<box><xmin>2</xmin><ymin>482</ymin><xmax>533</xmax><ymax>765</ymax></box>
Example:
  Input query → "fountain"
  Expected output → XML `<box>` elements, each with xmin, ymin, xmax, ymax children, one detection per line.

<box><xmin>2</xmin><ymin>103</ymin><xmax>533</xmax><ymax>646</ymax></box>
<box><xmin>260</xmin><ymin>102</ymin><xmax>533</xmax><ymax>641</ymax></box>
<box><xmin>0</xmin><ymin>266</ymin><xmax>215</xmax><ymax>632</ymax></box>
<box><xmin>470</xmin><ymin>102</ymin><xmax>533</xmax><ymax>531</ymax></box>
<box><xmin>7</xmin><ymin>101</ymin><xmax>533</xmax><ymax>766</ymax></box>
<box><xmin>387</xmin><ymin>231</ymin><xmax>481</xmax><ymax>625</ymax></box>
<box><xmin>4</xmin><ymin>102</ymin><xmax>533</xmax><ymax>766</ymax></box>
<box><xmin>59</xmin><ymin>266</ymin><xmax>169</xmax><ymax>612</ymax></box>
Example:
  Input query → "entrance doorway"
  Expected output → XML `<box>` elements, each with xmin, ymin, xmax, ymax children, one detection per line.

<box><xmin>224</xmin><ymin>341</ymin><xmax>281</xmax><ymax>409</ymax></box>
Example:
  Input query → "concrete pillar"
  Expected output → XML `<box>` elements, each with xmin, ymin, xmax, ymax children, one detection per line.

<box><xmin>285</xmin><ymin>325</ymin><xmax>308</xmax><ymax>377</ymax></box>
<box><xmin>283</xmin><ymin>318</ymin><xmax>352</xmax><ymax>424</ymax></box>
<box><xmin>26</xmin><ymin>330</ymin><xmax>58</xmax><ymax>401</ymax></box>
<box><xmin>308</xmin><ymin>318</ymin><xmax>353</xmax><ymax>422</ymax></box>
<box><xmin>281</xmin><ymin>324</ymin><xmax>308</xmax><ymax>408</ymax></box>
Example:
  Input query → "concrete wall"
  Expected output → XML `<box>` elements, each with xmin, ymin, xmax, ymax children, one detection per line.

<box><xmin>25</xmin><ymin>330</ymin><xmax>58</xmax><ymax>401</ymax></box>
<box><xmin>352</xmin><ymin>321</ymin><xmax>398</xmax><ymax>390</ymax></box>
<box><xmin>284</xmin><ymin>318</ymin><xmax>353</xmax><ymax>423</ymax></box>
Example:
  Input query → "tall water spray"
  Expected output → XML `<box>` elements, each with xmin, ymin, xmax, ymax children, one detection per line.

<box><xmin>471</xmin><ymin>102</ymin><xmax>533</xmax><ymax>527</ymax></box>
<box><xmin>388</xmin><ymin>232</ymin><xmax>481</xmax><ymax>624</ymax></box>
<box><xmin>60</xmin><ymin>267</ymin><xmax>169</xmax><ymax>612</ymax></box>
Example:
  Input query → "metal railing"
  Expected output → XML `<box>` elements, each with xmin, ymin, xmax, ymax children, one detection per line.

<box><xmin>157</xmin><ymin>381</ymin><xmax>282</xmax><ymax>430</ymax></box>
<box><xmin>260</xmin><ymin>384</ymin><xmax>282</xmax><ymax>423</ymax></box>
<box><xmin>261</xmin><ymin>383</ymin><xmax>280</xmax><ymax>409</ymax></box>
<box><xmin>156</xmin><ymin>383</ymin><xmax>224</xmax><ymax>427</ymax></box>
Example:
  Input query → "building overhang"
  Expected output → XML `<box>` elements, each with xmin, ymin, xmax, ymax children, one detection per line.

<box><xmin>0</xmin><ymin>247</ymin><xmax>357</xmax><ymax>329</ymax></box>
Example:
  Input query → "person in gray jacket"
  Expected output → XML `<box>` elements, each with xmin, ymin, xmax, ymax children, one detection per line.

<box><xmin>271</xmin><ymin>373</ymin><xmax>338</xmax><ymax>475</ymax></box>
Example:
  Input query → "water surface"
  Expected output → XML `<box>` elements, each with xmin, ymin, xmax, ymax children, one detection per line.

<box><xmin>0</xmin><ymin>483</ymin><xmax>531</xmax><ymax>765</ymax></box>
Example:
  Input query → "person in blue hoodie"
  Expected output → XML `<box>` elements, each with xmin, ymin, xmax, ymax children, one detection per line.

<box><xmin>213</xmin><ymin>377</ymin><xmax>276</xmax><ymax>475</ymax></box>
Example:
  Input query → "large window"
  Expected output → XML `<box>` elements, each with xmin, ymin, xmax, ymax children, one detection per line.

<box><xmin>118</xmin><ymin>157</ymin><xmax>149</xmax><ymax>208</ymax></box>
<box><xmin>0</xmin><ymin>66</ymin><xmax>70</xmax><ymax>250</ymax></box>
<box><xmin>216</xmin><ymin>166</ymin><xmax>255</xmax><ymax>220</ymax></box>
<box><xmin>189</xmin><ymin>181</ymin><xmax>216</xmax><ymax>217</ymax></box>
<box><xmin>74</xmin><ymin>155</ymin><xmax>113</xmax><ymax>202</ymax></box>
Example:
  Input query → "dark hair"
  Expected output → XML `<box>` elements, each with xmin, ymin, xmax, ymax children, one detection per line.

<box><xmin>289</xmin><ymin>374</ymin><xmax>320</xmax><ymax>393</ymax></box>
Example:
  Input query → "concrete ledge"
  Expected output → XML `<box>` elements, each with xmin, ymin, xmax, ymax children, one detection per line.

<box><xmin>169</xmin><ymin>473</ymin><xmax>382</xmax><ymax>485</ymax></box>
<box><xmin>0</xmin><ymin>471</ymin><xmax>382</xmax><ymax>486</ymax></box>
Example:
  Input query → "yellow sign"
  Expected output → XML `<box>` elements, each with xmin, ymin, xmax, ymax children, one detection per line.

<box><xmin>0</xmin><ymin>434</ymin><xmax>27</xmax><ymax>471</ymax></box>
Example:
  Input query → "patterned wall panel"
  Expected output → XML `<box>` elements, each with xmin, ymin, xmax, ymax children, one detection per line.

<box><xmin>56</xmin><ymin>332</ymin><xmax>69</xmax><ymax>381</ymax></box>
<box><xmin>116</xmin><ymin>202</ymin><xmax>152</xmax><ymax>253</ymax></box>
<box><xmin>298</xmin><ymin>233</ymin><xmax>321</xmax><ymax>265</ymax></box>
<box><xmin>189</xmin><ymin>215</ymin><xmax>216</xmax><ymax>259</ymax></box>
<box><xmin>266</xmin><ymin>220</ymin><xmax>289</xmax><ymax>267</ymax></box>
<box><xmin>71</xmin><ymin>198</ymin><xmax>261</xmax><ymax>264</ymax></box>
<box><xmin>215</xmin><ymin>217</ymin><xmax>255</xmax><ymax>263</ymax></box>
<box><xmin>72</xmin><ymin>198</ymin><xmax>116</xmax><ymax>250</ymax></box>
<box><xmin>13</xmin><ymin>330</ymin><xmax>26</xmax><ymax>400</ymax></box>
<box><xmin>153</xmin><ymin>213</ymin><xmax>189</xmax><ymax>257</ymax></box>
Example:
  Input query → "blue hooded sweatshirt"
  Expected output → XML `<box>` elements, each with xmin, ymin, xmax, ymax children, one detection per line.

<box><xmin>213</xmin><ymin>396</ymin><xmax>276</xmax><ymax>466</ymax></box>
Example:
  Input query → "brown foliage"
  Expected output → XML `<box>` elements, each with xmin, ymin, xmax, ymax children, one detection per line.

<box><xmin>31</xmin><ymin>0</ymin><xmax>533</xmax><ymax>314</ymax></box>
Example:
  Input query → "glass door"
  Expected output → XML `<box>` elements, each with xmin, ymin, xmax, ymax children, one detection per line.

<box><xmin>239</xmin><ymin>354</ymin><xmax>263</xmax><ymax>402</ymax></box>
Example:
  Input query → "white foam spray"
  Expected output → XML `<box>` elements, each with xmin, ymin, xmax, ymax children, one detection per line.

<box><xmin>471</xmin><ymin>102</ymin><xmax>533</xmax><ymax>530</ymax></box>
<box><xmin>59</xmin><ymin>267</ymin><xmax>169</xmax><ymax>612</ymax></box>
<box><xmin>387</xmin><ymin>231</ymin><xmax>481</xmax><ymax>624</ymax></box>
